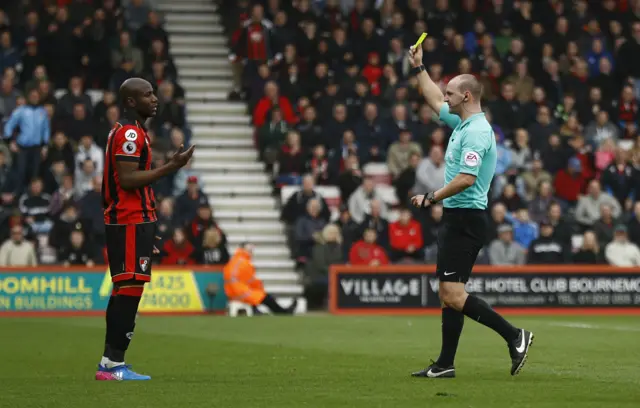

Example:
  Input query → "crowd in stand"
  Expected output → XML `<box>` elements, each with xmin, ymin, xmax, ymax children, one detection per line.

<box><xmin>0</xmin><ymin>0</ymin><xmax>229</xmax><ymax>267</ymax></box>
<box><xmin>223</xmin><ymin>0</ymin><xmax>640</xmax><ymax>307</ymax></box>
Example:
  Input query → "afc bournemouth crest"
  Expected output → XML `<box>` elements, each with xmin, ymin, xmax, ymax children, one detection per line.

<box><xmin>139</xmin><ymin>257</ymin><xmax>150</xmax><ymax>272</ymax></box>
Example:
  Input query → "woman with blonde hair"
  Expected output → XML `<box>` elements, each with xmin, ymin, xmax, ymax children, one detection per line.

<box><xmin>196</xmin><ymin>227</ymin><xmax>230</xmax><ymax>265</ymax></box>
<box><xmin>573</xmin><ymin>230</ymin><xmax>604</xmax><ymax>264</ymax></box>
<box><xmin>304</xmin><ymin>224</ymin><xmax>344</xmax><ymax>310</ymax></box>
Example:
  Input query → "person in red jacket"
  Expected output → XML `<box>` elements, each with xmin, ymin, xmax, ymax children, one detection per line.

<box><xmin>161</xmin><ymin>228</ymin><xmax>196</xmax><ymax>265</ymax></box>
<box><xmin>349</xmin><ymin>228</ymin><xmax>390</xmax><ymax>266</ymax></box>
<box><xmin>389</xmin><ymin>207</ymin><xmax>424</xmax><ymax>262</ymax></box>
<box><xmin>553</xmin><ymin>156</ymin><xmax>588</xmax><ymax>205</ymax></box>
<box><xmin>253</xmin><ymin>81</ymin><xmax>297</xmax><ymax>127</ymax></box>
<box><xmin>361</xmin><ymin>52</ymin><xmax>383</xmax><ymax>96</ymax></box>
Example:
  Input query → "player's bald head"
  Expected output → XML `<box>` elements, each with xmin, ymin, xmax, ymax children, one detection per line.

<box><xmin>452</xmin><ymin>74</ymin><xmax>483</xmax><ymax>100</ymax></box>
<box><xmin>119</xmin><ymin>78</ymin><xmax>152</xmax><ymax>107</ymax></box>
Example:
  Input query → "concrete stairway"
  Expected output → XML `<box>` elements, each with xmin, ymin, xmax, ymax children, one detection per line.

<box><xmin>157</xmin><ymin>0</ymin><xmax>304</xmax><ymax>310</ymax></box>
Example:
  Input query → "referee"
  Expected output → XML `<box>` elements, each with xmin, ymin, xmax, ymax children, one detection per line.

<box><xmin>407</xmin><ymin>42</ymin><xmax>533</xmax><ymax>378</ymax></box>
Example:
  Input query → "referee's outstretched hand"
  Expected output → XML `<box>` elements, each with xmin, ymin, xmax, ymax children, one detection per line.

<box><xmin>411</xmin><ymin>194</ymin><xmax>428</xmax><ymax>208</ymax></box>
<box><xmin>169</xmin><ymin>144</ymin><xmax>196</xmax><ymax>169</ymax></box>
<box><xmin>408</xmin><ymin>44</ymin><xmax>423</xmax><ymax>68</ymax></box>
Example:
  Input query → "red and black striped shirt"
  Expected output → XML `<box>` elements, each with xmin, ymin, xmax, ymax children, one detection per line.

<box><xmin>102</xmin><ymin>119</ymin><xmax>157</xmax><ymax>225</ymax></box>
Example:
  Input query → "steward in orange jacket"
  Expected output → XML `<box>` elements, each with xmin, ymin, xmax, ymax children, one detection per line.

<box><xmin>223</xmin><ymin>246</ymin><xmax>266</xmax><ymax>306</ymax></box>
<box><xmin>223</xmin><ymin>244</ymin><xmax>298</xmax><ymax>314</ymax></box>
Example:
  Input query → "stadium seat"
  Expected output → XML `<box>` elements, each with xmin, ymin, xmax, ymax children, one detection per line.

<box><xmin>363</xmin><ymin>163</ymin><xmax>392</xmax><ymax>185</ymax></box>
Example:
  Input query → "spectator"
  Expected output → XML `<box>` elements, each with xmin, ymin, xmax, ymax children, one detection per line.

<box><xmin>573</xmin><ymin>230</ymin><xmax>605</xmax><ymax>264</ymax></box>
<box><xmin>155</xmin><ymin>197</ymin><xmax>177</xmax><ymax>245</ymax></box>
<box><xmin>257</xmin><ymin>107</ymin><xmax>288</xmax><ymax>166</ymax></box>
<box><xmin>528</xmin><ymin>106</ymin><xmax>559</xmax><ymax>154</ymax></box>
<box><xmin>335</xmin><ymin>204</ymin><xmax>361</xmax><ymax>259</ymax></box>
<box><xmin>547</xmin><ymin>201</ymin><xmax>574</xmax><ymax>248</ymax></box>
<box><xmin>0</xmin><ymin>225</ymin><xmax>37</xmax><ymax>266</ymax></box>
<box><xmin>388</xmin><ymin>207</ymin><xmax>423</xmax><ymax>262</ymax></box>
<box><xmin>49</xmin><ymin>203</ymin><xmax>90</xmax><ymax>253</ymax></box>
<box><xmin>276</xmin><ymin>130</ymin><xmax>306</xmax><ymax>185</ymax></box>
<box><xmin>594</xmin><ymin>137</ymin><xmax>617</xmax><ymax>176</ymax></box>
<box><xmin>195</xmin><ymin>227</ymin><xmax>230</xmax><ymax>265</ymax></box>
<box><xmin>509</xmin><ymin>128</ymin><xmax>533</xmax><ymax>172</ymax></box>
<box><xmin>487</xmin><ymin>202</ymin><xmax>509</xmax><ymax>243</ymax></box>
<box><xmin>337</xmin><ymin>154</ymin><xmax>363</xmax><ymax>203</ymax></box>
<box><xmin>359</xmin><ymin>199</ymin><xmax>390</xmax><ymax>250</ymax></box>
<box><xmin>348</xmin><ymin>227</ymin><xmax>389</xmax><ymax>266</ymax></box>
<box><xmin>49</xmin><ymin>173</ymin><xmax>75</xmax><ymax>216</ymax></box>
<box><xmin>628</xmin><ymin>201</ymin><xmax>640</xmax><ymax>248</ymax></box>
<box><xmin>488</xmin><ymin>224</ymin><xmax>526</xmax><ymax>266</ymax></box>
<box><xmin>112</xmin><ymin>30</ymin><xmax>144</xmax><ymax>75</ymax></box>
<box><xmin>19</xmin><ymin>178</ymin><xmax>52</xmax><ymax>234</ymax></box>
<box><xmin>172</xmin><ymin>157</ymin><xmax>200</xmax><ymax>197</ymax></box>
<box><xmin>74</xmin><ymin>158</ymin><xmax>97</xmax><ymax>199</ymax></box>
<box><xmin>348</xmin><ymin>176</ymin><xmax>389</xmax><ymax>223</ymax></box>
<box><xmin>75</xmin><ymin>134</ymin><xmax>103</xmax><ymax>175</ymax></box>
<box><xmin>308</xmin><ymin>144</ymin><xmax>334</xmax><ymax>185</ymax></box>
<box><xmin>61</xmin><ymin>228</ymin><xmax>95</xmax><ymax>267</ymax></box>
<box><xmin>605</xmin><ymin>225</ymin><xmax>640</xmax><ymax>266</ymax></box>
<box><xmin>58</xmin><ymin>76</ymin><xmax>93</xmax><ymax>119</ymax></box>
<box><xmin>394</xmin><ymin>151</ymin><xmax>420</xmax><ymax>205</ymax></box>
<box><xmin>137</xmin><ymin>10</ymin><xmax>168</xmax><ymax>53</ymax></box>
<box><xmin>574</xmin><ymin>179</ymin><xmax>621</xmax><ymax>228</ymax></box>
<box><xmin>527</xmin><ymin>220</ymin><xmax>568</xmax><ymax>264</ymax></box>
<box><xmin>281</xmin><ymin>174</ymin><xmax>331</xmax><ymax>225</ymax></box>
<box><xmin>76</xmin><ymin>176</ymin><xmax>105</xmax><ymax>248</ymax></box>
<box><xmin>553</xmin><ymin>156</ymin><xmax>587</xmax><ymax>205</ymax></box>
<box><xmin>387</xmin><ymin>129</ymin><xmax>422</xmax><ymax>180</ymax></box>
<box><xmin>253</xmin><ymin>81</ymin><xmax>297</xmax><ymax>128</ymax></box>
<box><xmin>0</xmin><ymin>75</ymin><xmax>21</xmax><ymax>120</ymax></box>
<box><xmin>520</xmin><ymin>158</ymin><xmax>552</xmax><ymax>201</ymax></box>
<box><xmin>161</xmin><ymin>227</ymin><xmax>196</xmax><ymax>265</ymax></box>
<box><xmin>584</xmin><ymin>110</ymin><xmax>620</xmax><ymax>148</ymax></box>
<box><xmin>498</xmin><ymin>184</ymin><xmax>524</xmax><ymax>213</ymax></box>
<box><xmin>528</xmin><ymin>180</ymin><xmax>554</xmax><ymax>224</ymax></box>
<box><xmin>175</xmin><ymin>176</ymin><xmax>210</xmax><ymax>226</ymax></box>
<box><xmin>294</xmin><ymin>198</ymin><xmax>328</xmax><ymax>261</ymax></box>
<box><xmin>508</xmin><ymin>207</ymin><xmax>538</xmax><ymax>250</ymax></box>
<box><xmin>187</xmin><ymin>204</ymin><xmax>226</xmax><ymax>249</ymax></box>
<box><xmin>600</xmin><ymin>149</ymin><xmax>636</xmax><ymax>209</ymax></box>
<box><xmin>0</xmin><ymin>31</ymin><xmax>20</xmax><ymax>74</ymax></box>
<box><xmin>45</xmin><ymin>131</ymin><xmax>75</xmax><ymax>174</ymax></box>
<box><xmin>304</xmin><ymin>224</ymin><xmax>343</xmax><ymax>310</ymax></box>
<box><xmin>593</xmin><ymin>204</ymin><xmax>618</xmax><ymax>248</ymax></box>
<box><xmin>3</xmin><ymin>88</ymin><xmax>50</xmax><ymax>193</ymax></box>
<box><xmin>64</xmin><ymin>103</ymin><xmax>93</xmax><ymax>143</ymax></box>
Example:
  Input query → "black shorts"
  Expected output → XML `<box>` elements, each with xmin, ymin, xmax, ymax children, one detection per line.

<box><xmin>436</xmin><ymin>208</ymin><xmax>488</xmax><ymax>283</ymax></box>
<box><xmin>105</xmin><ymin>222</ymin><xmax>156</xmax><ymax>283</ymax></box>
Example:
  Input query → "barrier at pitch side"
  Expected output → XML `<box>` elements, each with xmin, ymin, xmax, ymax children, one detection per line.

<box><xmin>329</xmin><ymin>265</ymin><xmax>640</xmax><ymax>315</ymax></box>
<box><xmin>0</xmin><ymin>267</ymin><xmax>227</xmax><ymax>316</ymax></box>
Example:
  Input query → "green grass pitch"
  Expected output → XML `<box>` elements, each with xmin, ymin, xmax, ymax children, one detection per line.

<box><xmin>1</xmin><ymin>315</ymin><xmax>639</xmax><ymax>407</ymax></box>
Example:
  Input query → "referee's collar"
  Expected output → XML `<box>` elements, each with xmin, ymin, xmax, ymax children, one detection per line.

<box><xmin>458</xmin><ymin>112</ymin><xmax>485</xmax><ymax>130</ymax></box>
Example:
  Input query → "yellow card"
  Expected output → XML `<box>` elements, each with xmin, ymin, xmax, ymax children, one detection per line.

<box><xmin>413</xmin><ymin>32</ymin><xmax>428</xmax><ymax>48</ymax></box>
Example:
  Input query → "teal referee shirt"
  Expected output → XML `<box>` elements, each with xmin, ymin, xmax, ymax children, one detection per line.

<box><xmin>438</xmin><ymin>104</ymin><xmax>497</xmax><ymax>210</ymax></box>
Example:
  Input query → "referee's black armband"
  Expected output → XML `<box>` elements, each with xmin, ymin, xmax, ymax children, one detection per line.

<box><xmin>410</xmin><ymin>65</ymin><xmax>426</xmax><ymax>76</ymax></box>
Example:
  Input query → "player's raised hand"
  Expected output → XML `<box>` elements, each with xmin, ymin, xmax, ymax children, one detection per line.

<box><xmin>408</xmin><ymin>44</ymin><xmax>423</xmax><ymax>68</ymax></box>
<box><xmin>169</xmin><ymin>144</ymin><xmax>196</xmax><ymax>169</ymax></box>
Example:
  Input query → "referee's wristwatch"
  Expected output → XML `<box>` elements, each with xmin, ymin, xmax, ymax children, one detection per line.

<box><xmin>423</xmin><ymin>192</ymin><xmax>437</xmax><ymax>207</ymax></box>
<box><xmin>410</xmin><ymin>64</ymin><xmax>426</xmax><ymax>76</ymax></box>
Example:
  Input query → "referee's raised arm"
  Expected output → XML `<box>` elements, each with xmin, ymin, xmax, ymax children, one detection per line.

<box><xmin>407</xmin><ymin>44</ymin><xmax>444</xmax><ymax>114</ymax></box>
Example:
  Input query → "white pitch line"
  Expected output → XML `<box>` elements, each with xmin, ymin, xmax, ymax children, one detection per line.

<box><xmin>548</xmin><ymin>322</ymin><xmax>640</xmax><ymax>332</ymax></box>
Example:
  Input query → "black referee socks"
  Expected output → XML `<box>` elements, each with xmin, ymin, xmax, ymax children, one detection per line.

<box><xmin>436</xmin><ymin>307</ymin><xmax>465</xmax><ymax>367</ymax></box>
<box><xmin>104</xmin><ymin>286</ymin><xmax>143</xmax><ymax>362</ymax></box>
<box><xmin>462</xmin><ymin>295</ymin><xmax>519</xmax><ymax>343</ymax></box>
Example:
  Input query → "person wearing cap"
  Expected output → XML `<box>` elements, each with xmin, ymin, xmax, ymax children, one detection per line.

<box><xmin>575</xmin><ymin>179</ymin><xmax>621</xmax><ymax>228</ymax></box>
<box><xmin>604</xmin><ymin>224</ymin><xmax>640</xmax><ymax>266</ymax></box>
<box><xmin>553</xmin><ymin>155</ymin><xmax>588</xmax><ymax>205</ymax></box>
<box><xmin>526</xmin><ymin>219</ymin><xmax>569</xmax><ymax>264</ymax></box>
<box><xmin>174</xmin><ymin>174</ymin><xmax>209</xmax><ymax>226</ymax></box>
<box><xmin>488</xmin><ymin>223</ymin><xmax>526</xmax><ymax>265</ymax></box>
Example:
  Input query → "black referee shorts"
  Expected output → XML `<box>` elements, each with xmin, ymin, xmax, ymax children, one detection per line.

<box><xmin>105</xmin><ymin>222</ymin><xmax>156</xmax><ymax>283</ymax></box>
<box><xmin>436</xmin><ymin>208</ymin><xmax>488</xmax><ymax>283</ymax></box>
